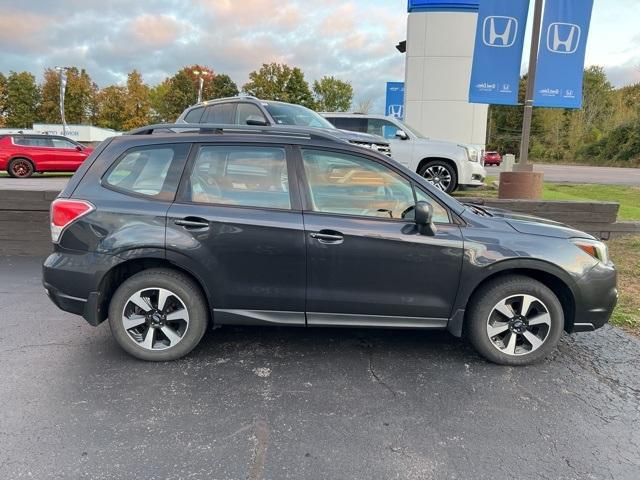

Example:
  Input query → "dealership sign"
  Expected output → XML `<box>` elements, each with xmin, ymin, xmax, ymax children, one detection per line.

<box><xmin>385</xmin><ymin>82</ymin><xmax>405</xmax><ymax>119</ymax></box>
<box><xmin>469</xmin><ymin>0</ymin><xmax>530</xmax><ymax>105</ymax></box>
<box><xmin>533</xmin><ymin>0</ymin><xmax>594</xmax><ymax>109</ymax></box>
<box><xmin>469</xmin><ymin>0</ymin><xmax>594</xmax><ymax>109</ymax></box>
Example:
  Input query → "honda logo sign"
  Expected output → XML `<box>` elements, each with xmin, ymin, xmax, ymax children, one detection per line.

<box><xmin>387</xmin><ymin>104</ymin><xmax>404</xmax><ymax>119</ymax></box>
<box><xmin>482</xmin><ymin>16</ymin><xmax>518</xmax><ymax>48</ymax></box>
<box><xmin>547</xmin><ymin>23</ymin><xmax>581</xmax><ymax>54</ymax></box>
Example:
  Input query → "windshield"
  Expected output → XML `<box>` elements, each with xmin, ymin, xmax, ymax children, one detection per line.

<box><xmin>264</xmin><ymin>103</ymin><xmax>336</xmax><ymax>129</ymax></box>
<box><xmin>395</xmin><ymin>119</ymin><xmax>426</xmax><ymax>139</ymax></box>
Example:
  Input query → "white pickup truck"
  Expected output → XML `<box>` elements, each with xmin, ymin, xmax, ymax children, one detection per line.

<box><xmin>323</xmin><ymin>113</ymin><xmax>486</xmax><ymax>193</ymax></box>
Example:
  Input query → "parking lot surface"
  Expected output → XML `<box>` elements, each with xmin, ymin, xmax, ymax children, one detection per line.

<box><xmin>1</xmin><ymin>256</ymin><xmax>639</xmax><ymax>479</ymax></box>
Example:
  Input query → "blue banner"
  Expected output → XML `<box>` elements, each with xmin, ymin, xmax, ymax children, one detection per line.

<box><xmin>469</xmin><ymin>0</ymin><xmax>530</xmax><ymax>105</ymax></box>
<box><xmin>385</xmin><ymin>82</ymin><xmax>405</xmax><ymax>119</ymax></box>
<box><xmin>533</xmin><ymin>0</ymin><xmax>594</xmax><ymax>109</ymax></box>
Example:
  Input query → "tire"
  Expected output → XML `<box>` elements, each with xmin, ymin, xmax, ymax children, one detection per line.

<box><xmin>8</xmin><ymin>158</ymin><xmax>35</xmax><ymax>178</ymax></box>
<box><xmin>466</xmin><ymin>275</ymin><xmax>564</xmax><ymax>366</ymax></box>
<box><xmin>418</xmin><ymin>160</ymin><xmax>458</xmax><ymax>193</ymax></box>
<box><xmin>108</xmin><ymin>268</ymin><xmax>208</xmax><ymax>361</ymax></box>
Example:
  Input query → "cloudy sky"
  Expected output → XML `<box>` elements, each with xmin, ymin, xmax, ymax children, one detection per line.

<box><xmin>0</xmin><ymin>0</ymin><xmax>638</xmax><ymax>112</ymax></box>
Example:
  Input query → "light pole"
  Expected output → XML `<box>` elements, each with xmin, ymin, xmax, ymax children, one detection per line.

<box><xmin>54</xmin><ymin>66</ymin><xmax>70</xmax><ymax>136</ymax></box>
<box><xmin>192</xmin><ymin>70</ymin><xmax>211</xmax><ymax>104</ymax></box>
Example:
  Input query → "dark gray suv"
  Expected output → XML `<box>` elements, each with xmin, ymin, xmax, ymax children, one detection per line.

<box><xmin>177</xmin><ymin>96</ymin><xmax>392</xmax><ymax>156</ymax></box>
<box><xmin>43</xmin><ymin>124</ymin><xmax>617</xmax><ymax>365</ymax></box>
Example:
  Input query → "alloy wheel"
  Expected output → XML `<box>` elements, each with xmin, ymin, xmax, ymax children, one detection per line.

<box><xmin>486</xmin><ymin>294</ymin><xmax>552</xmax><ymax>356</ymax></box>
<box><xmin>424</xmin><ymin>165</ymin><xmax>452</xmax><ymax>191</ymax></box>
<box><xmin>121</xmin><ymin>287</ymin><xmax>190</xmax><ymax>351</ymax></box>
<box><xmin>11</xmin><ymin>160</ymin><xmax>33</xmax><ymax>177</ymax></box>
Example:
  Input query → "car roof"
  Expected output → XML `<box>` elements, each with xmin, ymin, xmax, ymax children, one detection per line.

<box><xmin>321</xmin><ymin>112</ymin><xmax>397</xmax><ymax>120</ymax></box>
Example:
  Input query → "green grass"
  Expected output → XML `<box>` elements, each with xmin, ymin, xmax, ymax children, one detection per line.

<box><xmin>454</xmin><ymin>178</ymin><xmax>640</xmax><ymax>221</ymax></box>
<box><xmin>608</xmin><ymin>236</ymin><xmax>640</xmax><ymax>334</ymax></box>
<box><xmin>543</xmin><ymin>184</ymin><xmax>640</xmax><ymax>221</ymax></box>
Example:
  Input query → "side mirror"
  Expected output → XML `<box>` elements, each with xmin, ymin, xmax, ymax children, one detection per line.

<box><xmin>395</xmin><ymin>129</ymin><xmax>409</xmax><ymax>140</ymax></box>
<box><xmin>246</xmin><ymin>115</ymin><xmax>268</xmax><ymax>126</ymax></box>
<box><xmin>414</xmin><ymin>201</ymin><xmax>437</xmax><ymax>236</ymax></box>
<box><xmin>75</xmin><ymin>145</ymin><xmax>83</xmax><ymax>152</ymax></box>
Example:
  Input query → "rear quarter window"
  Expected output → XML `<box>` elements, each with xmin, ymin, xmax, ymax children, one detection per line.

<box><xmin>104</xmin><ymin>144</ymin><xmax>191</xmax><ymax>200</ymax></box>
<box><xmin>184</xmin><ymin>107</ymin><xmax>204</xmax><ymax>123</ymax></box>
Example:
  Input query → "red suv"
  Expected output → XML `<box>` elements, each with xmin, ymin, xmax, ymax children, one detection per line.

<box><xmin>483</xmin><ymin>151</ymin><xmax>502</xmax><ymax>167</ymax></box>
<box><xmin>0</xmin><ymin>134</ymin><xmax>93</xmax><ymax>178</ymax></box>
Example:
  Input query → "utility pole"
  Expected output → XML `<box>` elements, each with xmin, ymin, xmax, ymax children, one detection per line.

<box><xmin>516</xmin><ymin>0</ymin><xmax>544</xmax><ymax>172</ymax></box>
<box><xmin>55</xmin><ymin>66</ymin><xmax>70</xmax><ymax>136</ymax></box>
<box><xmin>192</xmin><ymin>70</ymin><xmax>211</xmax><ymax>104</ymax></box>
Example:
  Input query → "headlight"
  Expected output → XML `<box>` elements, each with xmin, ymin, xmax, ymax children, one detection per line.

<box><xmin>459</xmin><ymin>145</ymin><xmax>479</xmax><ymax>162</ymax></box>
<box><xmin>571</xmin><ymin>238</ymin><xmax>609</xmax><ymax>264</ymax></box>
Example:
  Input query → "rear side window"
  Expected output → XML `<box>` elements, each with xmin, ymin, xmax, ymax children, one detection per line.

<box><xmin>13</xmin><ymin>136</ymin><xmax>52</xmax><ymax>147</ymax></box>
<box><xmin>185</xmin><ymin>145</ymin><xmax>290</xmax><ymax>210</ymax></box>
<box><xmin>104</xmin><ymin>144</ymin><xmax>190</xmax><ymax>200</ymax></box>
<box><xmin>184</xmin><ymin>107</ymin><xmax>204</xmax><ymax>123</ymax></box>
<box><xmin>235</xmin><ymin>103</ymin><xmax>266</xmax><ymax>125</ymax></box>
<box><xmin>328</xmin><ymin>117</ymin><xmax>368</xmax><ymax>133</ymax></box>
<box><xmin>202</xmin><ymin>103</ymin><xmax>235</xmax><ymax>124</ymax></box>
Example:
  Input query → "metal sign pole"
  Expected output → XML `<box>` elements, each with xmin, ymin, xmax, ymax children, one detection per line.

<box><xmin>516</xmin><ymin>0</ymin><xmax>544</xmax><ymax>172</ymax></box>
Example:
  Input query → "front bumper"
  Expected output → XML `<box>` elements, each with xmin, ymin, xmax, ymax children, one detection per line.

<box><xmin>571</xmin><ymin>261</ymin><xmax>618</xmax><ymax>332</ymax></box>
<box><xmin>458</xmin><ymin>161</ymin><xmax>487</xmax><ymax>187</ymax></box>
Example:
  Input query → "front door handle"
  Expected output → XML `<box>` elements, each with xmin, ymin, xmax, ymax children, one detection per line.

<box><xmin>310</xmin><ymin>230</ymin><xmax>344</xmax><ymax>244</ymax></box>
<box><xmin>174</xmin><ymin>218</ymin><xmax>209</xmax><ymax>230</ymax></box>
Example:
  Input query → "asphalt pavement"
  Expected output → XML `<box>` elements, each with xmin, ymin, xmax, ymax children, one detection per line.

<box><xmin>1</xmin><ymin>256</ymin><xmax>640</xmax><ymax>479</ymax></box>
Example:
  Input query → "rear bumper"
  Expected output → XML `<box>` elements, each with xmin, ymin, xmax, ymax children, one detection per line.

<box><xmin>43</xmin><ymin>249</ymin><xmax>117</xmax><ymax>326</ymax></box>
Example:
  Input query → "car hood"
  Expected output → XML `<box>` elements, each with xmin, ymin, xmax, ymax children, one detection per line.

<box><xmin>317</xmin><ymin>128</ymin><xmax>388</xmax><ymax>145</ymax></box>
<box><xmin>476</xmin><ymin>205</ymin><xmax>596</xmax><ymax>240</ymax></box>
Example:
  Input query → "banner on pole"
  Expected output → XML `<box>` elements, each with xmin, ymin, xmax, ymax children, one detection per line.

<box><xmin>469</xmin><ymin>0</ymin><xmax>530</xmax><ymax>105</ymax></box>
<box><xmin>385</xmin><ymin>82</ymin><xmax>405</xmax><ymax>119</ymax></box>
<box><xmin>533</xmin><ymin>0</ymin><xmax>594</xmax><ymax>109</ymax></box>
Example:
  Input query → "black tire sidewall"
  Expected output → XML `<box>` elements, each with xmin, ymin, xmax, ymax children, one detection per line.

<box><xmin>418</xmin><ymin>160</ymin><xmax>458</xmax><ymax>193</ymax></box>
<box><xmin>108</xmin><ymin>269</ymin><xmax>208</xmax><ymax>361</ymax></box>
<box><xmin>467</xmin><ymin>276</ymin><xmax>564</xmax><ymax>366</ymax></box>
<box><xmin>8</xmin><ymin>158</ymin><xmax>34</xmax><ymax>178</ymax></box>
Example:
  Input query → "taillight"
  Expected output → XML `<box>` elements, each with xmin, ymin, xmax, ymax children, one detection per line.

<box><xmin>50</xmin><ymin>198</ymin><xmax>95</xmax><ymax>243</ymax></box>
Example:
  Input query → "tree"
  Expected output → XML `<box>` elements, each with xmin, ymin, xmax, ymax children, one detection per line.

<box><xmin>243</xmin><ymin>63</ymin><xmax>315</xmax><ymax>108</ymax></box>
<box><xmin>313</xmin><ymin>76</ymin><xmax>353</xmax><ymax>112</ymax></box>
<box><xmin>38</xmin><ymin>68</ymin><xmax>62</xmax><ymax>123</ymax></box>
<box><xmin>162</xmin><ymin>70</ymin><xmax>198</xmax><ymax>122</ymax></box>
<box><xmin>64</xmin><ymin>68</ymin><xmax>98</xmax><ymax>124</ymax></box>
<box><xmin>5</xmin><ymin>71</ymin><xmax>40</xmax><ymax>128</ymax></box>
<box><xmin>353</xmin><ymin>95</ymin><xmax>374</xmax><ymax>114</ymax></box>
<box><xmin>122</xmin><ymin>70</ymin><xmax>151</xmax><ymax>130</ymax></box>
<box><xmin>95</xmin><ymin>85</ymin><xmax>127</xmax><ymax>131</ymax></box>
<box><xmin>149</xmin><ymin>80</ymin><xmax>172</xmax><ymax>123</ymax></box>
<box><xmin>210</xmin><ymin>73</ymin><xmax>238</xmax><ymax>99</ymax></box>
<box><xmin>0</xmin><ymin>73</ymin><xmax>7</xmax><ymax>127</ymax></box>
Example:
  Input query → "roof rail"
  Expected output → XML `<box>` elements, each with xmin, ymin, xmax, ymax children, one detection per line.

<box><xmin>126</xmin><ymin>123</ymin><xmax>347</xmax><ymax>143</ymax></box>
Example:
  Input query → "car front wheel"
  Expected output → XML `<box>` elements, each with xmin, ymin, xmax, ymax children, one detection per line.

<box><xmin>418</xmin><ymin>160</ymin><xmax>458</xmax><ymax>193</ymax></box>
<box><xmin>108</xmin><ymin>268</ymin><xmax>208</xmax><ymax>361</ymax></box>
<box><xmin>466</xmin><ymin>275</ymin><xmax>564</xmax><ymax>366</ymax></box>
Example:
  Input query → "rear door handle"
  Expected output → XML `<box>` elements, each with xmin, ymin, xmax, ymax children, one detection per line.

<box><xmin>310</xmin><ymin>230</ymin><xmax>344</xmax><ymax>244</ymax></box>
<box><xmin>174</xmin><ymin>218</ymin><xmax>209</xmax><ymax>230</ymax></box>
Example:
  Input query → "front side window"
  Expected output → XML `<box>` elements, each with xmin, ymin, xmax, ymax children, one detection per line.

<box><xmin>366</xmin><ymin>119</ymin><xmax>401</xmax><ymax>140</ymax></box>
<box><xmin>302</xmin><ymin>149</ymin><xmax>416</xmax><ymax>220</ymax></box>
<box><xmin>51</xmin><ymin>138</ymin><xmax>77</xmax><ymax>149</ymax></box>
<box><xmin>105</xmin><ymin>144</ymin><xmax>190</xmax><ymax>199</ymax></box>
<box><xmin>263</xmin><ymin>103</ymin><xmax>335</xmax><ymax>128</ymax></box>
<box><xmin>235</xmin><ymin>103</ymin><xmax>266</xmax><ymax>125</ymax></box>
<box><xmin>186</xmin><ymin>146</ymin><xmax>290</xmax><ymax>210</ymax></box>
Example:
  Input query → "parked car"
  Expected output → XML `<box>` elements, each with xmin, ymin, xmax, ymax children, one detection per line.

<box><xmin>43</xmin><ymin>123</ymin><xmax>617</xmax><ymax>366</ymax></box>
<box><xmin>483</xmin><ymin>151</ymin><xmax>502</xmax><ymax>166</ymax></box>
<box><xmin>322</xmin><ymin>113</ymin><xmax>486</xmax><ymax>194</ymax></box>
<box><xmin>0</xmin><ymin>134</ymin><xmax>93</xmax><ymax>178</ymax></box>
<box><xmin>177</xmin><ymin>96</ymin><xmax>392</xmax><ymax>156</ymax></box>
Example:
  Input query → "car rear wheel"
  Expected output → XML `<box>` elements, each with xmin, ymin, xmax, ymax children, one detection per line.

<box><xmin>108</xmin><ymin>268</ymin><xmax>208</xmax><ymax>361</ymax></box>
<box><xmin>418</xmin><ymin>160</ymin><xmax>457</xmax><ymax>193</ymax></box>
<box><xmin>466</xmin><ymin>275</ymin><xmax>564</xmax><ymax>366</ymax></box>
<box><xmin>8</xmin><ymin>158</ymin><xmax>35</xmax><ymax>178</ymax></box>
